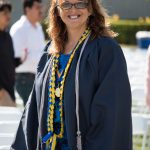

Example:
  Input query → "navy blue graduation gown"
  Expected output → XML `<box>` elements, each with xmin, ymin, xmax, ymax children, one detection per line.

<box><xmin>11</xmin><ymin>35</ymin><xmax>132</xmax><ymax>150</ymax></box>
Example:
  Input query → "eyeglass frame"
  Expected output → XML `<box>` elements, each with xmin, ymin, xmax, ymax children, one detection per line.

<box><xmin>56</xmin><ymin>1</ymin><xmax>89</xmax><ymax>10</ymax></box>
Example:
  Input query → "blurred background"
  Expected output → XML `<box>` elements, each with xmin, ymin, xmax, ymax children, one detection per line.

<box><xmin>9</xmin><ymin>0</ymin><xmax>150</xmax><ymax>46</ymax></box>
<box><xmin>0</xmin><ymin>0</ymin><xmax>150</xmax><ymax>150</ymax></box>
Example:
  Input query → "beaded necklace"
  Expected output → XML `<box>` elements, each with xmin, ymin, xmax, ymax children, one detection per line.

<box><xmin>42</xmin><ymin>28</ymin><xmax>91</xmax><ymax>150</ymax></box>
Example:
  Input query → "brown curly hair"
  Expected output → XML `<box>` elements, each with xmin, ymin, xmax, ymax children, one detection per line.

<box><xmin>47</xmin><ymin>0</ymin><xmax>116</xmax><ymax>54</ymax></box>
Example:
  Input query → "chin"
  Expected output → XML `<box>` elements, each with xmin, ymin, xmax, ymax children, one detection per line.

<box><xmin>66</xmin><ymin>22</ymin><xmax>87</xmax><ymax>30</ymax></box>
<box><xmin>4</xmin><ymin>24</ymin><xmax>9</xmax><ymax>28</ymax></box>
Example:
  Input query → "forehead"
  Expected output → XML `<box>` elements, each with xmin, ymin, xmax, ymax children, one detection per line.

<box><xmin>0</xmin><ymin>8</ymin><xmax>10</xmax><ymax>13</ymax></box>
<box><xmin>32</xmin><ymin>1</ymin><xmax>41</xmax><ymax>6</ymax></box>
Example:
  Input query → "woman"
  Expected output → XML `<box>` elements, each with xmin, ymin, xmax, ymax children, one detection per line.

<box><xmin>11</xmin><ymin>0</ymin><xmax>132</xmax><ymax>150</ymax></box>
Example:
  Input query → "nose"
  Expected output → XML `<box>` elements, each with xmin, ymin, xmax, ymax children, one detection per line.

<box><xmin>6</xmin><ymin>14</ymin><xmax>11</xmax><ymax>20</ymax></box>
<box><xmin>71</xmin><ymin>3</ymin><xmax>80</xmax><ymax>10</ymax></box>
<box><xmin>68</xmin><ymin>5</ymin><xmax>77</xmax><ymax>12</ymax></box>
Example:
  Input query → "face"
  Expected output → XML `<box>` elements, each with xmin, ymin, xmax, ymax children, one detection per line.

<box><xmin>26</xmin><ymin>2</ymin><xmax>42</xmax><ymax>22</ymax></box>
<box><xmin>57</xmin><ymin>0</ymin><xmax>91</xmax><ymax>30</ymax></box>
<box><xmin>0</xmin><ymin>8</ymin><xmax>11</xmax><ymax>30</ymax></box>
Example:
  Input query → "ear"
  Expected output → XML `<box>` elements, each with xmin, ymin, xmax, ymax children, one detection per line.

<box><xmin>88</xmin><ymin>6</ymin><xmax>93</xmax><ymax>17</ymax></box>
<box><xmin>88</xmin><ymin>10</ymin><xmax>92</xmax><ymax>17</ymax></box>
<box><xmin>88</xmin><ymin>12</ymin><xmax>92</xmax><ymax>17</ymax></box>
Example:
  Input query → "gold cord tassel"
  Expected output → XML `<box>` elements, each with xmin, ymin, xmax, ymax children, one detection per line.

<box><xmin>44</xmin><ymin>28</ymin><xmax>91</xmax><ymax>150</ymax></box>
<box><xmin>46</xmin><ymin>138</ymin><xmax>51</xmax><ymax>150</ymax></box>
<box><xmin>51</xmin><ymin>134</ymin><xmax>57</xmax><ymax>150</ymax></box>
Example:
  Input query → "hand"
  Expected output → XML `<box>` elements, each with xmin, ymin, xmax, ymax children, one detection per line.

<box><xmin>21</xmin><ymin>48</ymin><xmax>28</xmax><ymax>63</ymax></box>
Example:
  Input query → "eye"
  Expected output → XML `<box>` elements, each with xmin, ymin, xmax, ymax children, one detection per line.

<box><xmin>75</xmin><ymin>2</ymin><xmax>88</xmax><ymax>9</ymax></box>
<box><xmin>60</xmin><ymin>2</ymin><xmax>72</xmax><ymax>10</ymax></box>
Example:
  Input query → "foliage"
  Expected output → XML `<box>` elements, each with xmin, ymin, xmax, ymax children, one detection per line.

<box><xmin>41</xmin><ymin>18</ymin><xmax>150</xmax><ymax>45</ymax></box>
<box><xmin>110</xmin><ymin>19</ymin><xmax>150</xmax><ymax>45</ymax></box>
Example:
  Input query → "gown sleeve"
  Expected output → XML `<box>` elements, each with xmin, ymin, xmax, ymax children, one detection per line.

<box><xmin>10</xmin><ymin>83</ymin><xmax>38</xmax><ymax>150</ymax></box>
<box><xmin>83</xmin><ymin>38</ymin><xmax>132</xmax><ymax>150</ymax></box>
<box><xmin>10</xmin><ymin>42</ymin><xmax>51</xmax><ymax>150</ymax></box>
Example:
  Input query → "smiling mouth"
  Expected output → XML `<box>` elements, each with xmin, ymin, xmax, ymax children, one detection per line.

<box><xmin>68</xmin><ymin>15</ymin><xmax>81</xmax><ymax>20</ymax></box>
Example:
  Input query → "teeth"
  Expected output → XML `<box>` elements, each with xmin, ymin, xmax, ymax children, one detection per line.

<box><xmin>69</xmin><ymin>16</ymin><xmax>79</xmax><ymax>19</ymax></box>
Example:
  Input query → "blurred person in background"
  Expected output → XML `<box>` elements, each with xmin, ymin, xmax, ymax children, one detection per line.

<box><xmin>146</xmin><ymin>45</ymin><xmax>150</xmax><ymax>108</ymax></box>
<box><xmin>10</xmin><ymin>0</ymin><xmax>45</xmax><ymax>106</ymax></box>
<box><xmin>0</xmin><ymin>0</ymin><xmax>22</xmax><ymax>106</ymax></box>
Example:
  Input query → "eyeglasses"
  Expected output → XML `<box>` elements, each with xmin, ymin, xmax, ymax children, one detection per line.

<box><xmin>57</xmin><ymin>2</ymin><xmax>88</xmax><ymax>10</ymax></box>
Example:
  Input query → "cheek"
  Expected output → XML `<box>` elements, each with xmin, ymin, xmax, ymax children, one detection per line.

<box><xmin>0</xmin><ymin>15</ymin><xmax>2</xmax><ymax>23</ymax></box>
<box><xmin>6</xmin><ymin>16</ymin><xmax>10</xmax><ymax>22</ymax></box>
<box><xmin>34</xmin><ymin>10</ymin><xmax>39</xmax><ymax>16</ymax></box>
<box><xmin>83</xmin><ymin>10</ymin><xmax>91</xmax><ymax>17</ymax></box>
<box><xmin>31</xmin><ymin>9</ymin><xmax>38</xmax><ymax>16</ymax></box>
<box><xmin>0</xmin><ymin>16</ymin><xmax>6</xmax><ymax>23</ymax></box>
<box><xmin>59</xmin><ymin>10</ymin><xmax>68</xmax><ymax>21</ymax></box>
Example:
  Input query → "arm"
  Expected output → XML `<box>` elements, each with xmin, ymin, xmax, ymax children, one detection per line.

<box><xmin>14</xmin><ymin>49</ymin><xmax>28</xmax><ymax>67</ymax></box>
<box><xmin>8</xmin><ymin>33</ymin><xmax>22</xmax><ymax>67</ymax></box>
<box><xmin>83</xmin><ymin>40</ymin><xmax>132</xmax><ymax>150</ymax></box>
<box><xmin>14</xmin><ymin>58</ymin><xmax>22</xmax><ymax>67</ymax></box>
<box><xmin>10</xmin><ymin>28</ymin><xmax>28</xmax><ymax>66</ymax></box>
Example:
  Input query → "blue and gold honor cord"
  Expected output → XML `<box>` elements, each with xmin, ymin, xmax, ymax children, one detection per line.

<box><xmin>42</xmin><ymin>28</ymin><xmax>91</xmax><ymax>150</ymax></box>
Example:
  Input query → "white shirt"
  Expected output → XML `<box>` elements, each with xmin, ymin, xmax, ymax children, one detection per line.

<box><xmin>10</xmin><ymin>15</ymin><xmax>45</xmax><ymax>73</ymax></box>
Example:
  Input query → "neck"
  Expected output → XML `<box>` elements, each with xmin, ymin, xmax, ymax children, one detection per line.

<box><xmin>63</xmin><ymin>26</ymin><xmax>87</xmax><ymax>54</ymax></box>
<box><xmin>67</xmin><ymin>26</ymin><xmax>87</xmax><ymax>44</ymax></box>
<box><xmin>26</xmin><ymin>15</ymin><xmax>36</xmax><ymax>27</ymax></box>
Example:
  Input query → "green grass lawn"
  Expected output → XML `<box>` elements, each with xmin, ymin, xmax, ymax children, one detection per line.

<box><xmin>110</xmin><ymin>19</ymin><xmax>150</xmax><ymax>26</ymax></box>
<box><xmin>133</xmin><ymin>135</ymin><xmax>150</xmax><ymax>150</ymax></box>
